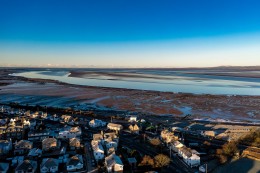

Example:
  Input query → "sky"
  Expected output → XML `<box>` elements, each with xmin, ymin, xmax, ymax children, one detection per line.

<box><xmin>0</xmin><ymin>0</ymin><xmax>260</xmax><ymax>68</ymax></box>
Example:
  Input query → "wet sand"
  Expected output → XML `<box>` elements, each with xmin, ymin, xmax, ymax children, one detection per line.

<box><xmin>0</xmin><ymin>68</ymin><xmax>260</xmax><ymax>122</ymax></box>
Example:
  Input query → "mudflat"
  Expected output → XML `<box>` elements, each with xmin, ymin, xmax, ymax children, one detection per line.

<box><xmin>0</xmin><ymin>68</ymin><xmax>259</xmax><ymax>122</ymax></box>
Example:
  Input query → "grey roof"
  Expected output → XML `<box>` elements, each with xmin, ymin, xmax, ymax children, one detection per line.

<box><xmin>0</xmin><ymin>163</ymin><xmax>9</xmax><ymax>171</ymax></box>
<box><xmin>41</xmin><ymin>158</ymin><xmax>59</xmax><ymax>169</ymax></box>
<box><xmin>15</xmin><ymin>140</ymin><xmax>32</xmax><ymax>149</ymax></box>
<box><xmin>67</xmin><ymin>155</ymin><xmax>83</xmax><ymax>166</ymax></box>
<box><xmin>16</xmin><ymin>160</ymin><xmax>37</xmax><ymax>171</ymax></box>
<box><xmin>42</xmin><ymin>138</ymin><xmax>57</xmax><ymax>146</ymax></box>
<box><xmin>69</xmin><ymin>138</ymin><xmax>80</xmax><ymax>146</ymax></box>
<box><xmin>0</xmin><ymin>140</ymin><xmax>10</xmax><ymax>147</ymax></box>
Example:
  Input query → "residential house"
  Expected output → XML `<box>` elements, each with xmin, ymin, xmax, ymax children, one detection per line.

<box><xmin>186</xmin><ymin>152</ymin><xmax>200</xmax><ymax>168</ymax></box>
<box><xmin>15</xmin><ymin>160</ymin><xmax>37</xmax><ymax>173</ymax></box>
<box><xmin>0</xmin><ymin>139</ymin><xmax>12</xmax><ymax>155</ymax></box>
<box><xmin>91</xmin><ymin>140</ymin><xmax>104</xmax><ymax>161</ymax></box>
<box><xmin>170</xmin><ymin>141</ymin><xmax>184</xmax><ymax>152</ymax></box>
<box><xmin>41</xmin><ymin>113</ymin><xmax>48</xmax><ymax>119</ymax></box>
<box><xmin>42</xmin><ymin>138</ymin><xmax>60</xmax><ymax>152</ymax></box>
<box><xmin>89</xmin><ymin>119</ymin><xmax>106</xmax><ymax>128</ymax></box>
<box><xmin>0</xmin><ymin>162</ymin><xmax>9</xmax><ymax>173</ymax></box>
<box><xmin>107</xmin><ymin>123</ymin><xmax>123</xmax><ymax>132</ymax></box>
<box><xmin>14</xmin><ymin>140</ymin><xmax>33</xmax><ymax>155</ymax></box>
<box><xmin>60</xmin><ymin>115</ymin><xmax>73</xmax><ymax>124</ymax></box>
<box><xmin>49</xmin><ymin>114</ymin><xmax>59</xmax><ymax>122</ymax></box>
<box><xmin>129</xmin><ymin>124</ymin><xmax>140</xmax><ymax>134</ymax></box>
<box><xmin>31</xmin><ymin>112</ymin><xmax>40</xmax><ymax>119</ymax></box>
<box><xmin>58</xmin><ymin>126</ymin><xmax>81</xmax><ymax>139</ymax></box>
<box><xmin>178</xmin><ymin>146</ymin><xmax>200</xmax><ymax>168</ymax></box>
<box><xmin>66</xmin><ymin>155</ymin><xmax>84</xmax><ymax>172</ymax></box>
<box><xmin>22</xmin><ymin>120</ymin><xmax>30</xmax><ymax>127</ymax></box>
<box><xmin>69</xmin><ymin>138</ymin><xmax>81</xmax><ymax>150</ymax></box>
<box><xmin>129</xmin><ymin>116</ymin><xmax>138</xmax><ymax>122</ymax></box>
<box><xmin>28</xmin><ymin>129</ymin><xmax>50</xmax><ymax>141</ymax></box>
<box><xmin>40</xmin><ymin>158</ymin><xmax>59</xmax><ymax>173</ymax></box>
<box><xmin>8</xmin><ymin>118</ymin><xmax>16</xmax><ymax>126</ymax></box>
<box><xmin>5</xmin><ymin>125</ymin><xmax>24</xmax><ymax>140</ymax></box>
<box><xmin>105</xmin><ymin>154</ymin><xmax>124</xmax><ymax>173</ymax></box>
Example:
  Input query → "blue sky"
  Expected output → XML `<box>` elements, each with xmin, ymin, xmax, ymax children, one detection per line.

<box><xmin>0</xmin><ymin>0</ymin><xmax>260</xmax><ymax>67</ymax></box>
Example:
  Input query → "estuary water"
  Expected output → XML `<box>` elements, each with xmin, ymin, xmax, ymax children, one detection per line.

<box><xmin>11</xmin><ymin>69</ymin><xmax>260</xmax><ymax>95</ymax></box>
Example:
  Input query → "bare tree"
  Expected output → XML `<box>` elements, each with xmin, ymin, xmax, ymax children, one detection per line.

<box><xmin>138</xmin><ymin>155</ymin><xmax>154</xmax><ymax>167</ymax></box>
<box><xmin>154</xmin><ymin>154</ymin><xmax>171</xmax><ymax>168</ymax></box>
<box><xmin>149</xmin><ymin>138</ymin><xmax>161</xmax><ymax>146</ymax></box>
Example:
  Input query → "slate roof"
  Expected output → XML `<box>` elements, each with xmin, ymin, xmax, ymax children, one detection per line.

<box><xmin>41</xmin><ymin>158</ymin><xmax>59</xmax><ymax>169</ymax></box>
<box><xmin>15</xmin><ymin>160</ymin><xmax>37</xmax><ymax>172</ymax></box>
<box><xmin>67</xmin><ymin>155</ymin><xmax>83</xmax><ymax>166</ymax></box>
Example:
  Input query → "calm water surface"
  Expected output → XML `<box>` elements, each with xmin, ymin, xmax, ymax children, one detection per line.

<box><xmin>12</xmin><ymin>69</ymin><xmax>260</xmax><ymax>95</ymax></box>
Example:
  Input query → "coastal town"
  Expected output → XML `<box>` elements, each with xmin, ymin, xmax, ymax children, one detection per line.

<box><xmin>0</xmin><ymin>103</ymin><xmax>259</xmax><ymax>173</ymax></box>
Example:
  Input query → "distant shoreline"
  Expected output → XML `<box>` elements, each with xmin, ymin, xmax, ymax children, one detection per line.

<box><xmin>0</xmin><ymin>68</ymin><xmax>259</xmax><ymax>122</ymax></box>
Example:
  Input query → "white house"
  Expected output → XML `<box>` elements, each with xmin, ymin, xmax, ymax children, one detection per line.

<box><xmin>40</xmin><ymin>158</ymin><xmax>59</xmax><ymax>173</ymax></box>
<box><xmin>66</xmin><ymin>155</ymin><xmax>84</xmax><ymax>172</ymax></box>
<box><xmin>185</xmin><ymin>153</ymin><xmax>200</xmax><ymax>168</ymax></box>
<box><xmin>105</xmin><ymin>154</ymin><xmax>124</xmax><ymax>173</ymax></box>
<box><xmin>129</xmin><ymin>116</ymin><xmax>138</xmax><ymax>122</ymax></box>
<box><xmin>91</xmin><ymin>140</ymin><xmax>104</xmax><ymax>161</ymax></box>
<box><xmin>178</xmin><ymin>146</ymin><xmax>200</xmax><ymax>168</ymax></box>
<box><xmin>89</xmin><ymin>119</ymin><xmax>106</xmax><ymax>128</ymax></box>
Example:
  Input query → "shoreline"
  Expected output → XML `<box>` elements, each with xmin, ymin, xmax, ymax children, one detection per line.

<box><xmin>0</xmin><ymin>69</ymin><xmax>260</xmax><ymax>122</ymax></box>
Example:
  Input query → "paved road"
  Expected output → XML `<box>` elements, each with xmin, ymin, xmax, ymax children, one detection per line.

<box><xmin>85</xmin><ymin>142</ymin><xmax>98</xmax><ymax>173</ymax></box>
